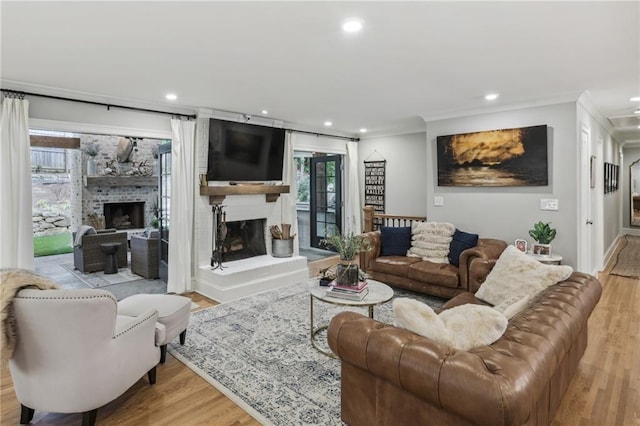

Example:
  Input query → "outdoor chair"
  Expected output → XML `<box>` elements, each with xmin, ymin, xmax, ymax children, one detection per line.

<box><xmin>130</xmin><ymin>229</ymin><xmax>160</xmax><ymax>279</ymax></box>
<box><xmin>73</xmin><ymin>228</ymin><xmax>128</xmax><ymax>273</ymax></box>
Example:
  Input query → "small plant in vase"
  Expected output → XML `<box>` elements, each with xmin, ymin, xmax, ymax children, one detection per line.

<box><xmin>529</xmin><ymin>221</ymin><xmax>556</xmax><ymax>255</ymax></box>
<box><xmin>321</xmin><ymin>232</ymin><xmax>371</xmax><ymax>286</ymax></box>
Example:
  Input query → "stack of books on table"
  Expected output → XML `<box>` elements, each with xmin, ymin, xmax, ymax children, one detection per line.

<box><xmin>326</xmin><ymin>281</ymin><xmax>369</xmax><ymax>301</ymax></box>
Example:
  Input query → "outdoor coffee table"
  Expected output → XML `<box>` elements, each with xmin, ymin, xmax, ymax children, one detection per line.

<box><xmin>308</xmin><ymin>279</ymin><xmax>394</xmax><ymax>358</ymax></box>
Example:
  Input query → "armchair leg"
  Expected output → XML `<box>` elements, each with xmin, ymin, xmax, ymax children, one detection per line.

<box><xmin>20</xmin><ymin>404</ymin><xmax>34</xmax><ymax>424</ymax></box>
<box><xmin>81</xmin><ymin>409</ymin><xmax>97</xmax><ymax>426</ymax></box>
<box><xmin>148</xmin><ymin>366</ymin><xmax>157</xmax><ymax>385</ymax></box>
<box><xmin>180</xmin><ymin>329</ymin><xmax>187</xmax><ymax>345</ymax></box>
<box><xmin>160</xmin><ymin>344</ymin><xmax>167</xmax><ymax>363</ymax></box>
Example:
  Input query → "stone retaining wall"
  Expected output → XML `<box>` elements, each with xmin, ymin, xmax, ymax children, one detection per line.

<box><xmin>32</xmin><ymin>210</ymin><xmax>71</xmax><ymax>237</ymax></box>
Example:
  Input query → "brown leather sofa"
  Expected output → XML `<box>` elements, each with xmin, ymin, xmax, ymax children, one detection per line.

<box><xmin>360</xmin><ymin>230</ymin><xmax>507</xmax><ymax>298</ymax></box>
<box><xmin>327</xmin><ymin>267</ymin><xmax>602</xmax><ymax>426</ymax></box>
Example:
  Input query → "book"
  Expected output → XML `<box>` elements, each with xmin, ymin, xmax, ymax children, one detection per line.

<box><xmin>326</xmin><ymin>287</ymin><xmax>369</xmax><ymax>301</ymax></box>
<box><xmin>329</xmin><ymin>280</ymin><xmax>368</xmax><ymax>291</ymax></box>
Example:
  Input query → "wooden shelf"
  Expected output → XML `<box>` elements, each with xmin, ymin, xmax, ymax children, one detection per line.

<box><xmin>199</xmin><ymin>184</ymin><xmax>290</xmax><ymax>205</ymax></box>
<box><xmin>84</xmin><ymin>176</ymin><xmax>157</xmax><ymax>187</ymax></box>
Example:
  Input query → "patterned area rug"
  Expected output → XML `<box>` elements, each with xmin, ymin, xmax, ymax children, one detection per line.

<box><xmin>168</xmin><ymin>282</ymin><xmax>445</xmax><ymax>425</ymax></box>
<box><xmin>61</xmin><ymin>263</ymin><xmax>143</xmax><ymax>288</ymax></box>
<box><xmin>611</xmin><ymin>235</ymin><xmax>640</xmax><ymax>279</ymax></box>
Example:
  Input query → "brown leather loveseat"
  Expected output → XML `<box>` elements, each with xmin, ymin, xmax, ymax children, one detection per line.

<box><xmin>327</xmin><ymin>269</ymin><xmax>602</xmax><ymax>426</ymax></box>
<box><xmin>360</xmin><ymin>230</ymin><xmax>507</xmax><ymax>299</ymax></box>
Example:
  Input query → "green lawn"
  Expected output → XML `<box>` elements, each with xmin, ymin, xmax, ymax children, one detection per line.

<box><xmin>33</xmin><ymin>232</ymin><xmax>73</xmax><ymax>257</ymax></box>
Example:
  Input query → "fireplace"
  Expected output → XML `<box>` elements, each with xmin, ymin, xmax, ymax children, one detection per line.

<box><xmin>104</xmin><ymin>202</ymin><xmax>144</xmax><ymax>229</ymax></box>
<box><xmin>222</xmin><ymin>219</ymin><xmax>267</xmax><ymax>262</ymax></box>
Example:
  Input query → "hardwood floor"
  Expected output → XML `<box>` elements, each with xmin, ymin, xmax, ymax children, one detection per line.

<box><xmin>2</xmin><ymin>251</ymin><xmax>638</xmax><ymax>425</ymax></box>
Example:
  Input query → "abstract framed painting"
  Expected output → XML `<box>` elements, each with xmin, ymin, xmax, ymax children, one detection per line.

<box><xmin>436</xmin><ymin>124</ymin><xmax>548</xmax><ymax>187</ymax></box>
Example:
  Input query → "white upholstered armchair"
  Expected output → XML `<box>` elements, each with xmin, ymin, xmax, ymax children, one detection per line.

<box><xmin>8</xmin><ymin>288</ymin><xmax>161</xmax><ymax>426</ymax></box>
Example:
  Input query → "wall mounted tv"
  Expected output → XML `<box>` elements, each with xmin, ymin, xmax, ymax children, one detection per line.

<box><xmin>206</xmin><ymin>118</ymin><xmax>286</xmax><ymax>182</ymax></box>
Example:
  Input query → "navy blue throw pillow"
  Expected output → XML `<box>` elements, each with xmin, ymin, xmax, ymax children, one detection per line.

<box><xmin>448</xmin><ymin>229</ymin><xmax>479</xmax><ymax>267</ymax></box>
<box><xmin>380</xmin><ymin>226</ymin><xmax>412</xmax><ymax>256</ymax></box>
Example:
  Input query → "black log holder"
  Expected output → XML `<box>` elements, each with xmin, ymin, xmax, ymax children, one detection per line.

<box><xmin>211</xmin><ymin>204</ymin><xmax>227</xmax><ymax>270</ymax></box>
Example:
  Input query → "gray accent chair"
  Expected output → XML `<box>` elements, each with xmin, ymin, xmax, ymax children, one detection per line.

<box><xmin>73</xmin><ymin>228</ymin><xmax>128</xmax><ymax>273</ymax></box>
<box><xmin>8</xmin><ymin>288</ymin><xmax>160</xmax><ymax>426</ymax></box>
<box><xmin>130</xmin><ymin>230</ymin><xmax>159</xmax><ymax>279</ymax></box>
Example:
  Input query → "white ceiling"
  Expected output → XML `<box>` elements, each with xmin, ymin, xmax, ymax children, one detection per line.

<box><xmin>2</xmin><ymin>1</ymin><xmax>639</xmax><ymax>141</ymax></box>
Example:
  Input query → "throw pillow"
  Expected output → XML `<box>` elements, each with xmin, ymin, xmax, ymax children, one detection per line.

<box><xmin>393</xmin><ymin>298</ymin><xmax>450</xmax><ymax>346</ymax></box>
<box><xmin>407</xmin><ymin>222</ymin><xmax>455</xmax><ymax>263</ymax></box>
<box><xmin>380</xmin><ymin>226</ymin><xmax>412</xmax><ymax>256</ymax></box>
<box><xmin>448</xmin><ymin>229</ymin><xmax>479</xmax><ymax>267</ymax></box>
<box><xmin>393</xmin><ymin>298</ymin><xmax>508</xmax><ymax>350</ymax></box>
<box><xmin>438</xmin><ymin>304</ymin><xmax>508</xmax><ymax>351</ymax></box>
<box><xmin>475</xmin><ymin>245</ymin><xmax>573</xmax><ymax>312</ymax></box>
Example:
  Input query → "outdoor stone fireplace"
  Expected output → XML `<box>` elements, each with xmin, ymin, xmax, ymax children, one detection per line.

<box><xmin>104</xmin><ymin>201</ymin><xmax>145</xmax><ymax>229</ymax></box>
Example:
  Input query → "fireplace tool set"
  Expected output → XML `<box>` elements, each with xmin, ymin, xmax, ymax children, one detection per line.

<box><xmin>210</xmin><ymin>204</ymin><xmax>227</xmax><ymax>270</ymax></box>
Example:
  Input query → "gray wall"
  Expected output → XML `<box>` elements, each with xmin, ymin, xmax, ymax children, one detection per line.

<box><xmin>358</xmin><ymin>132</ymin><xmax>428</xmax><ymax>217</ymax></box>
<box><xmin>425</xmin><ymin>103</ymin><xmax>579</xmax><ymax>267</ymax></box>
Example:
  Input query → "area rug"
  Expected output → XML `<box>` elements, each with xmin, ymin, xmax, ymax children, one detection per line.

<box><xmin>168</xmin><ymin>282</ymin><xmax>445</xmax><ymax>425</ymax></box>
<box><xmin>611</xmin><ymin>235</ymin><xmax>640</xmax><ymax>279</ymax></box>
<box><xmin>61</xmin><ymin>263</ymin><xmax>143</xmax><ymax>288</ymax></box>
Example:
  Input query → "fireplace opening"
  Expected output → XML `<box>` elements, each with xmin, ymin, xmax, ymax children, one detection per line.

<box><xmin>222</xmin><ymin>219</ymin><xmax>267</xmax><ymax>262</ymax></box>
<box><xmin>104</xmin><ymin>202</ymin><xmax>144</xmax><ymax>229</ymax></box>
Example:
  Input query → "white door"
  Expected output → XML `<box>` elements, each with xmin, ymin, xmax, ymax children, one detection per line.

<box><xmin>578</xmin><ymin>124</ymin><xmax>593</xmax><ymax>272</ymax></box>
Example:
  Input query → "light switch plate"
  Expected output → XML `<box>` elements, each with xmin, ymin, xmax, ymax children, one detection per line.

<box><xmin>434</xmin><ymin>196</ymin><xmax>444</xmax><ymax>206</ymax></box>
<box><xmin>540</xmin><ymin>198</ymin><xmax>559</xmax><ymax>211</ymax></box>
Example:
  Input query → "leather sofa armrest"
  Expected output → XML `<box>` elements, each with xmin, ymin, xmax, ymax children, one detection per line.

<box><xmin>468</xmin><ymin>258</ymin><xmax>497</xmax><ymax>294</ymax></box>
<box><xmin>328</xmin><ymin>311</ymin><xmax>451</xmax><ymax>405</ymax></box>
<box><xmin>458</xmin><ymin>238</ymin><xmax>507</xmax><ymax>291</ymax></box>
<box><xmin>359</xmin><ymin>231</ymin><xmax>381</xmax><ymax>272</ymax></box>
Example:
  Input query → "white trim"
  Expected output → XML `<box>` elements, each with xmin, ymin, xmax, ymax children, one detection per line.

<box><xmin>578</xmin><ymin>92</ymin><xmax>618</xmax><ymax>139</ymax></box>
<box><xmin>29</xmin><ymin>118</ymin><xmax>172</xmax><ymax>139</ymax></box>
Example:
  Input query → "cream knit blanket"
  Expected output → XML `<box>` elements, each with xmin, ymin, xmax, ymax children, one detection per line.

<box><xmin>0</xmin><ymin>268</ymin><xmax>58</xmax><ymax>363</ymax></box>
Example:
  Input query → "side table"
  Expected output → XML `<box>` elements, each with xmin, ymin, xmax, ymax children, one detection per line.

<box><xmin>101</xmin><ymin>242</ymin><xmax>122</xmax><ymax>274</ymax></box>
<box><xmin>527</xmin><ymin>252</ymin><xmax>562</xmax><ymax>265</ymax></box>
<box><xmin>308</xmin><ymin>279</ymin><xmax>394</xmax><ymax>358</ymax></box>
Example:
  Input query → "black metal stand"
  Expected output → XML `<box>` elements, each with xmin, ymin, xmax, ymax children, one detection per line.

<box><xmin>211</xmin><ymin>204</ymin><xmax>226</xmax><ymax>270</ymax></box>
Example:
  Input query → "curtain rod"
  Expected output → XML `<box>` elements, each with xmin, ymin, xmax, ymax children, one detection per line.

<box><xmin>1</xmin><ymin>89</ymin><xmax>197</xmax><ymax>120</ymax></box>
<box><xmin>285</xmin><ymin>128</ymin><xmax>359</xmax><ymax>142</ymax></box>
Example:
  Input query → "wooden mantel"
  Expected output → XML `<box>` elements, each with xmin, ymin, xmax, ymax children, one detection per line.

<box><xmin>200</xmin><ymin>184</ymin><xmax>290</xmax><ymax>205</ymax></box>
<box><xmin>84</xmin><ymin>176</ymin><xmax>157</xmax><ymax>187</ymax></box>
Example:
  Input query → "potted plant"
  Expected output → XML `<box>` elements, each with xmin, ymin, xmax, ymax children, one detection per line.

<box><xmin>81</xmin><ymin>142</ymin><xmax>100</xmax><ymax>176</ymax></box>
<box><xmin>529</xmin><ymin>221</ymin><xmax>556</xmax><ymax>255</ymax></box>
<box><xmin>321</xmin><ymin>232</ymin><xmax>371</xmax><ymax>286</ymax></box>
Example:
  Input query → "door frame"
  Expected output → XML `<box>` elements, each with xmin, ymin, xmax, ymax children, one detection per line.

<box><xmin>310</xmin><ymin>155</ymin><xmax>342</xmax><ymax>249</ymax></box>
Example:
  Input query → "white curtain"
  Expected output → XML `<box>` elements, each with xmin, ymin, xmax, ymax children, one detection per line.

<box><xmin>344</xmin><ymin>141</ymin><xmax>362</xmax><ymax>235</ymax></box>
<box><xmin>0</xmin><ymin>98</ymin><xmax>34</xmax><ymax>270</ymax></box>
<box><xmin>281</xmin><ymin>131</ymin><xmax>299</xmax><ymax>255</ymax></box>
<box><xmin>167</xmin><ymin>119</ymin><xmax>196</xmax><ymax>294</ymax></box>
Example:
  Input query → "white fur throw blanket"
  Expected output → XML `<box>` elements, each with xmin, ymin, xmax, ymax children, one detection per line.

<box><xmin>407</xmin><ymin>222</ymin><xmax>456</xmax><ymax>263</ymax></box>
<box><xmin>0</xmin><ymin>268</ymin><xmax>59</xmax><ymax>362</ymax></box>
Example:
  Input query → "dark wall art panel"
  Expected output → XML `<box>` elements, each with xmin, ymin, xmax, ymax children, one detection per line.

<box><xmin>437</xmin><ymin>124</ymin><xmax>548</xmax><ymax>187</ymax></box>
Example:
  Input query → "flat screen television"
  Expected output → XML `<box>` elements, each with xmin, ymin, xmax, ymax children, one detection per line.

<box><xmin>206</xmin><ymin>118</ymin><xmax>286</xmax><ymax>182</ymax></box>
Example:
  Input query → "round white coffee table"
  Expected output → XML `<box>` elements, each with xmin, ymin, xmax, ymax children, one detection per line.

<box><xmin>308</xmin><ymin>279</ymin><xmax>394</xmax><ymax>357</ymax></box>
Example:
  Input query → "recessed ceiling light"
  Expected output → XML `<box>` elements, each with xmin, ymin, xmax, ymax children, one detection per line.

<box><xmin>359</xmin><ymin>128</ymin><xmax>367</xmax><ymax>133</ymax></box>
<box><xmin>485</xmin><ymin>93</ymin><xmax>499</xmax><ymax>101</ymax></box>
<box><xmin>630</xmin><ymin>96</ymin><xmax>640</xmax><ymax>102</ymax></box>
<box><xmin>324</xmin><ymin>121</ymin><xmax>333</xmax><ymax>127</ymax></box>
<box><xmin>261</xmin><ymin>110</ymin><xmax>268</xmax><ymax>115</ymax></box>
<box><xmin>342</xmin><ymin>18</ymin><xmax>363</xmax><ymax>33</ymax></box>
<box><xmin>165</xmin><ymin>93</ymin><xmax>177</xmax><ymax>101</ymax></box>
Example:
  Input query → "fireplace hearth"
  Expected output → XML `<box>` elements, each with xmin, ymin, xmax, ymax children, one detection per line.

<box><xmin>104</xmin><ymin>202</ymin><xmax>144</xmax><ymax>229</ymax></box>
